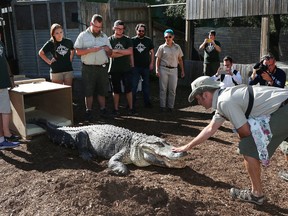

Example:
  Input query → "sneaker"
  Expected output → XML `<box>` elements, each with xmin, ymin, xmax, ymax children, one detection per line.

<box><xmin>84</xmin><ymin>110</ymin><xmax>93</xmax><ymax>122</ymax></box>
<box><xmin>160</xmin><ymin>107</ymin><xmax>166</xmax><ymax>113</ymax></box>
<box><xmin>144</xmin><ymin>102</ymin><xmax>153</xmax><ymax>108</ymax></box>
<box><xmin>100</xmin><ymin>108</ymin><xmax>109</xmax><ymax>118</ymax></box>
<box><xmin>230</xmin><ymin>188</ymin><xmax>265</xmax><ymax>205</ymax></box>
<box><xmin>167</xmin><ymin>108</ymin><xmax>173</xmax><ymax>112</ymax></box>
<box><xmin>5</xmin><ymin>134</ymin><xmax>20</xmax><ymax>142</ymax></box>
<box><xmin>278</xmin><ymin>170</ymin><xmax>288</xmax><ymax>181</ymax></box>
<box><xmin>112</xmin><ymin>109</ymin><xmax>120</xmax><ymax>117</ymax></box>
<box><xmin>0</xmin><ymin>140</ymin><xmax>20</xmax><ymax>150</ymax></box>
<box><xmin>128</xmin><ymin>109</ymin><xmax>137</xmax><ymax>116</ymax></box>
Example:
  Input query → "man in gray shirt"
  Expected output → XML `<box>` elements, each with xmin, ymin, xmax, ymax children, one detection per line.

<box><xmin>173</xmin><ymin>76</ymin><xmax>288</xmax><ymax>205</ymax></box>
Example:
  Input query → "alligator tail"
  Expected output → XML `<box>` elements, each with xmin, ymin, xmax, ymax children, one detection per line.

<box><xmin>28</xmin><ymin>118</ymin><xmax>60</xmax><ymax>130</ymax></box>
<box><xmin>29</xmin><ymin>118</ymin><xmax>76</xmax><ymax>148</ymax></box>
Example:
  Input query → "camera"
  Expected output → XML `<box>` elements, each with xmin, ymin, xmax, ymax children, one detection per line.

<box><xmin>253</xmin><ymin>61</ymin><xmax>268</xmax><ymax>75</ymax></box>
<box><xmin>217</xmin><ymin>66</ymin><xmax>227</xmax><ymax>75</ymax></box>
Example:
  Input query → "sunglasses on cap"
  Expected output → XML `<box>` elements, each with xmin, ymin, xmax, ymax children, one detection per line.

<box><xmin>261</xmin><ymin>54</ymin><xmax>274</xmax><ymax>61</ymax></box>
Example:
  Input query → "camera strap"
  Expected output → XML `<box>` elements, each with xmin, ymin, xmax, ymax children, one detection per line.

<box><xmin>220</xmin><ymin>70</ymin><xmax>239</xmax><ymax>85</ymax></box>
<box><xmin>231</xmin><ymin>70</ymin><xmax>238</xmax><ymax>85</ymax></box>
<box><xmin>245</xmin><ymin>85</ymin><xmax>254</xmax><ymax>119</ymax></box>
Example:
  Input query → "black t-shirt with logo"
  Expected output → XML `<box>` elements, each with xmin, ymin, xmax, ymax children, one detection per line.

<box><xmin>109</xmin><ymin>35</ymin><xmax>133</xmax><ymax>73</ymax></box>
<box><xmin>41</xmin><ymin>38</ymin><xmax>74</xmax><ymax>73</ymax></box>
<box><xmin>204</xmin><ymin>40</ymin><xmax>221</xmax><ymax>63</ymax></box>
<box><xmin>132</xmin><ymin>36</ymin><xmax>154</xmax><ymax>68</ymax></box>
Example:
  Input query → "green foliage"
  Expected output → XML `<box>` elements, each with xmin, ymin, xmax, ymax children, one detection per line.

<box><xmin>164</xmin><ymin>0</ymin><xmax>186</xmax><ymax>19</ymax></box>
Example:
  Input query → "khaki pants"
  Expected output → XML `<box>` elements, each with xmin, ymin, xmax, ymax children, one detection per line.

<box><xmin>159</xmin><ymin>66</ymin><xmax>178</xmax><ymax>108</ymax></box>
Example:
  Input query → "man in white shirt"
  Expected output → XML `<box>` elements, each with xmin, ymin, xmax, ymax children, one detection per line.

<box><xmin>74</xmin><ymin>14</ymin><xmax>112</xmax><ymax>122</ymax></box>
<box><xmin>212</xmin><ymin>56</ymin><xmax>242</xmax><ymax>88</ymax></box>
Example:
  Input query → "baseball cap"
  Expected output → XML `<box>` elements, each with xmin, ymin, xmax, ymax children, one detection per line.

<box><xmin>208</xmin><ymin>30</ymin><xmax>216</xmax><ymax>35</ymax></box>
<box><xmin>164</xmin><ymin>29</ymin><xmax>174</xmax><ymax>36</ymax></box>
<box><xmin>188</xmin><ymin>76</ymin><xmax>221</xmax><ymax>103</ymax></box>
<box><xmin>113</xmin><ymin>20</ymin><xmax>124</xmax><ymax>27</ymax></box>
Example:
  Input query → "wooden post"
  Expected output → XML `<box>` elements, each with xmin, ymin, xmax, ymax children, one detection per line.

<box><xmin>148</xmin><ymin>6</ymin><xmax>152</xmax><ymax>40</ymax></box>
<box><xmin>185</xmin><ymin>19</ymin><xmax>192</xmax><ymax>60</ymax></box>
<box><xmin>260</xmin><ymin>16</ymin><xmax>270</xmax><ymax>58</ymax></box>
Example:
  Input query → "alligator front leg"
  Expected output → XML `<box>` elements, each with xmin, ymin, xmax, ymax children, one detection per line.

<box><xmin>108</xmin><ymin>148</ymin><xmax>129</xmax><ymax>176</ymax></box>
<box><xmin>75</xmin><ymin>131</ymin><xmax>93</xmax><ymax>161</ymax></box>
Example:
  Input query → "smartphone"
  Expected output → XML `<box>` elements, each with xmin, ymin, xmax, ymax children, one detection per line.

<box><xmin>219</xmin><ymin>70</ymin><xmax>227</xmax><ymax>75</ymax></box>
<box><xmin>218</xmin><ymin>66</ymin><xmax>227</xmax><ymax>75</ymax></box>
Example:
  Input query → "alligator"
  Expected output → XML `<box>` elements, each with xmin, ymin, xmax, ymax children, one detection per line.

<box><xmin>32</xmin><ymin>119</ymin><xmax>190</xmax><ymax>175</ymax></box>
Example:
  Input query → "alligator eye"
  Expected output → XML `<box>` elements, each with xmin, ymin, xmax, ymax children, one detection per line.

<box><xmin>155</xmin><ymin>142</ymin><xmax>165</xmax><ymax>147</ymax></box>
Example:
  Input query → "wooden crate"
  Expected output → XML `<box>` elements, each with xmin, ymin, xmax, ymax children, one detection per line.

<box><xmin>9</xmin><ymin>79</ymin><xmax>73</xmax><ymax>139</ymax></box>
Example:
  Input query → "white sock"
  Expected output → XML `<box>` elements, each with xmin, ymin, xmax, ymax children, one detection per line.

<box><xmin>0</xmin><ymin>137</ymin><xmax>4</xmax><ymax>143</ymax></box>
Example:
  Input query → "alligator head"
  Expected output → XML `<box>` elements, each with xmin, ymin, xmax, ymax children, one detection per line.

<box><xmin>130</xmin><ymin>135</ymin><xmax>190</xmax><ymax>168</ymax></box>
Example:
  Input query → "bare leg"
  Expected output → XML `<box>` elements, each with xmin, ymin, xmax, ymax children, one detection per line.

<box><xmin>51</xmin><ymin>79</ymin><xmax>63</xmax><ymax>85</ymax></box>
<box><xmin>97</xmin><ymin>95</ymin><xmax>106</xmax><ymax>110</ymax></box>
<box><xmin>0</xmin><ymin>114</ymin><xmax>4</xmax><ymax>137</ymax></box>
<box><xmin>85</xmin><ymin>96</ymin><xmax>93</xmax><ymax>110</ymax></box>
<box><xmin>2</xmin><ymin>113</ymin><xmax>12</xmax><ymax>137</ymax></box>
<box><xmin>113</xmin><ymin>93</ymin><xmax>120</xmax><ymax>110</ymax></box>
<box><xmin>243</xmin><ymin>155</ymin><xmax>264</xmax><ymax>197</ymax></box>
<box><xmin>63</xmin><ymin>77</ymin><xmax>73</xmax><ymax>86</ymax></box>
<box><xmin>126</xmin><ymin>92</ymin><xmax>133</xmax><ymax>110</ymax></box>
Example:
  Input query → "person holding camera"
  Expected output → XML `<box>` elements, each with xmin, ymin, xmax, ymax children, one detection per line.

<box><xmin>199</xmin><ymin>30</ymin><xmax>221</xmax><ymax>76</ymax></box>
<box><xmin>249</xmin><ymin>54</ymin><xmax>286</xmax><ymax>88</ymax></box>
<box><xmin>212</xmin><ymin>56</ymin><xmax>242</xmax><ymax>88</ymax></box>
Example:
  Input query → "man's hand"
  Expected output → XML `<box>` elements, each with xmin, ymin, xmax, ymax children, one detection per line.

<box><xmin>172</xmin><ymin>144</ymin><xmax>191</xmax><ymax>153</ymax></box>
<box><xmin>261</xmin><ymin>71</ymin><xmax>273</xmax><ymax>82</ymax></box>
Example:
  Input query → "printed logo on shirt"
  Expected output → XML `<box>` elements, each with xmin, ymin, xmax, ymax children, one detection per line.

<box><xmin>135</xmin><ymin>42</ymin><xmax>146</xmax><ymax>53</ymax></box>
<box><xmin>114</xmin><ymin>42</ymin><xmax>125</xmax><ymax>50</ymax></box>
<box><xmin>206</xmin><ymin>43</ymin><xmax>214</xmax><ymax>53</ymax></box>
<box><xmin>56</xmin><ymin>44</ymin><xmax>69</xmax><ymax>56</ymax></box>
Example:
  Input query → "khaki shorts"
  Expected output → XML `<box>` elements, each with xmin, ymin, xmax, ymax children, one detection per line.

<box><xmin>82</xmin><ymin>64</ymin><xmax>109</xmax><ymax>97</ymax></box>
<box><xmin>0</xmin><ymin>88</ymin><xmax>11</xmax><ymax>113</ymax></box>
<box><xmin>50</xmin><ymin>71</ymin><xmax>73</xmax><ymax>81</ymax></box>
<box><xmin>239</xmin><ymin>103</ymin><xmax>288</xmax><ymax>159</ymax></box>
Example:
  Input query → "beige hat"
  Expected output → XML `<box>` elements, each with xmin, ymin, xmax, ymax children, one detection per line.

<box><xmin>188</xmin><ymin>76</ymin><xmax>221</xmax><ymax>102</ymax></box>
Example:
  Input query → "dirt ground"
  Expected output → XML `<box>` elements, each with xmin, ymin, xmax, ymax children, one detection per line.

<box><xmin>0</xmin><ymin>80</ymin><xmax>287</xmax><ymax>216</ymax></box>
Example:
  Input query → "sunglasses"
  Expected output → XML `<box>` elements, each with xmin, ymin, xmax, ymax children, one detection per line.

<box><xmin>138</xmin><ymin>30</ymin><xmax>145</xmax><ymax>32</ymax></box>
<box><xmin>164</xmin><ymin>36</ymin><xmax>172</xmax><ymax>39</ymax></box>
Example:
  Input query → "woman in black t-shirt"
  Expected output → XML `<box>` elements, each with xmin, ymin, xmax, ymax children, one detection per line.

<box><xmin>39</xmin><ymin>23</ymin><xmax>75</xmax><ymax>86</ymax></box>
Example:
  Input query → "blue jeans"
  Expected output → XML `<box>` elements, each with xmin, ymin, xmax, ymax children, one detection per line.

<box><xmin>132</xmin><ymin>67</ymin><xmax>151</xmax><ymax>107</ymax></box>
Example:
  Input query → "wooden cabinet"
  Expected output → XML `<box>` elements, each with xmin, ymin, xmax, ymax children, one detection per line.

<box><xmin>9</xmin><ymin>79</ymin><xmax>73</xmax><ymax>139</ymax></box>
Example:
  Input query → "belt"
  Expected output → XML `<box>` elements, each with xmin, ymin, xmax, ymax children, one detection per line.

<box><xmin>162</xmin><ymin>65</ymin><xmax>177</xmax><ymax>69</ymax></box>
<box><xmin>83</xmin><ymin>63</ymin><xmax>107</xmax><ymax>67</ymax></box>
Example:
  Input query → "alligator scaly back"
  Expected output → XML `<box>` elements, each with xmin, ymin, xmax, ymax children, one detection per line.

<box><xmin>31</xmin><ymin>119</ymin><xmax>190</xmax><ymax>175</ymax></box>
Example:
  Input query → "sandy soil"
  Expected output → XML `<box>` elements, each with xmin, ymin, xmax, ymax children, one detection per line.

<box><xmin>0</xmin><ymin>80</ymin><xmax>287</xmax><ymax>216</ymax></box>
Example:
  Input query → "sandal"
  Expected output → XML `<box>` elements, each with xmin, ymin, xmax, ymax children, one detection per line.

<box><xmin>230</xmin><ymin>188</ymin><xmax>265</xmax><ymax>205</ymax></box>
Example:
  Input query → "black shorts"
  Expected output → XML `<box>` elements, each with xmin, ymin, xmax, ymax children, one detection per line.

<box><xmin>110</xmin><ymin>70</ymin><xmax>133</xmax><ymax>94</ymax></box>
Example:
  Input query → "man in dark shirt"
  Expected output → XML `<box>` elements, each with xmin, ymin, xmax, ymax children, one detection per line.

<box><xmin>199</xmin><ymin>30</ymin><xmax>222</xmax><ymax>76</ymax></box>
<box><xmin>131</xmin><ymin>23</ymin><xmax>154</xmax><ymax>109</ymax></box>
<box><xmin>249</xmin><ymin>53</ymin><xmax>286</xmax><ymax>88</ymax></box>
